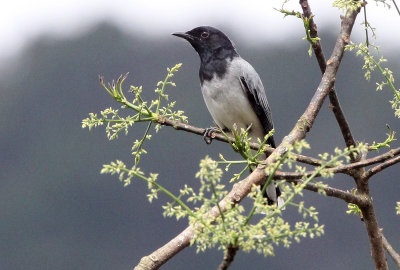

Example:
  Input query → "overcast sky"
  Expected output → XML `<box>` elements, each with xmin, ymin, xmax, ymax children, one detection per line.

<box><xmin>1</xmin><ymin>0</ymin><xmax>399</xmax><ymax>61</ymax></box>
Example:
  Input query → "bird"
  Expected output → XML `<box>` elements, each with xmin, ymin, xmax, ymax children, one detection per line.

<box><xmin>172</xmin><ymin>26</ymin><xmax>281</xmax><ymax>206</ymax></box>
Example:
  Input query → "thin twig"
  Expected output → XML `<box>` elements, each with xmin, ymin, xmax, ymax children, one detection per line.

<box><xmin>282</xmin><ymin>178</ymin><xmax>364</xmax><ymax>204</ymax></box>
<box><xmin>393</xmin><ymin>0</ymin><xmax>400</xmax><ymax>16</ymax></box>
<box><xmin>365</xmin><ymin>155</ymin><xmax>400</xmax><ymax>179</ymax></box>
<box><xmin>273</xmin><ymin>147</ymin><xmax>400</xmax><ymax>179</ymax></box>
<box><xmin>381</xmin><ymin>233</ymin><xmax>400</xmax><ymax>268</ymax></box>
<box><xmin>363</xmin><ymin>0</ymin><xmax>369</xmax><ymax>47</ymax></box>
<box><xmin>159</xmin><ymin>116</ymin><xmax>325</xmax><ymax>166</ymax></box>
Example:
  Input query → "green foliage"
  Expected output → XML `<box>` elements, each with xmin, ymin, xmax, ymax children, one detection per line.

<box><xmin>346</xmin><ymin>189</ymin><xmax>363</xmax><ymax>217</ymax></box>
<box><xmin>100</xmin><ymin>159</ymin><xmax>158</xmax><ymax>188</ymax></box>
<box><xmin>346</xmin><ymin>42</ymin><xmax>400</xmax><ymax>118</ymax></box>
<box><xmin>222</xmin><ymin>125</ymin><xmax>274</xmax><ymax>164</ymax></box>
<box><xmin>276</xmin><ymin>8</ymin><xmax>301</xmax><ymax>19</ymax></box>
<box><xmin>215</xmin><ymin>126</ymin><xmax>276</xmax><ymax>183</ymax></box>
<box><xmin>333</xmin><ymin>0</ymin><xmax>363</xmax><ymax>12</ymax></box>
<box><xmin>185</xmin><ymin>155</ymin><xmax>324</xmax><ymax>256</ymax></box>
<box><xmin>369</xmin><ymin>125</ymin><xmax>397</xmax><ymax>150</ymax></box>
<box><xmin>275</xmin><ymin>5</ymin><xmax>320</xmax><ymax>57</ymax></box>
<box><xmin>372</xmin><ymin>0</ymin><xmax>392</xmax><ymax>9</ymax></box>
<box><xmin>82</xmin><ymin>64</ymin><xmax>187</xmax><ymax>169</ymax></box>
<box><xmin>301</xmin><ymin>16</ymin><xmax>321</xmax><ymax>57</ymax></box>
<box><xmin>347</xmin><ymin>202</ymin><xmax>363</xmax><ymax>216</ymax></box>
<box><xmin>82</xmin><ymin>64</ymin><xmax>187</xmax><ymax>133</ymax></box>
<box><xmin>166</xmin><ymin>143</ymin><xmax>364</xmax><ymax>257</ymax></box>
<box><xmin>314</xmin><ymin>144</ymin><xmax>368</xmax><ymax>180</ymax></box>
<box><xmin>286</xmin><ymin>143</ymin><xmax>368</xmax><ymax>206</ymax></box>
<box><xmin>96</xmin><ymin>131</ymin><xmax>362</xmax><ymax>258</ymax></box>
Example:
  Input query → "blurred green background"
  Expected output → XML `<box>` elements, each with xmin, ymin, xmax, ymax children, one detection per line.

<box><xmin>0</xmin><ymin>14</ymin><xmax>399</xmax><ymax>270</ymax></box>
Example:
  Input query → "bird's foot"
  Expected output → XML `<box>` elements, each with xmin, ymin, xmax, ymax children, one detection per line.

<box><xmin>203</xmin><ymin>127</ymin><xmax>220</xmax><ymax>144</ymax></box>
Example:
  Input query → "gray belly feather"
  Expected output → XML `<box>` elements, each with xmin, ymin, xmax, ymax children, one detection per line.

<box><xmin>201</xmin><ymin>75</ymin><xmax>264</xmax><ymax>141</ymax></box>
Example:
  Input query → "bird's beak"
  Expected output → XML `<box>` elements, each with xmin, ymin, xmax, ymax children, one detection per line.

<box><xmin>172</xmin><ymin>32</ymin><xmax>194</xmax><ymax>41</ymax></box>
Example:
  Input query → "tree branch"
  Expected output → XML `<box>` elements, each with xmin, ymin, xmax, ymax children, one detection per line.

<box><xmin>217</xmin><ymin>245</ymin><xmax>239</xmax><ymax>270</ymax></box>
<box><xmin>381</xmin><ymin>233</ymin><xmax>400</xmax><ymax>268</ymax></box>
<box><xmin>274</xmin><ymin>147</ymin><xmax>400</xmax><ymax>179</ymax></box>
<box><xmin>300</xmin><ymin>0</ymin><xmax>359</xmax><ymax>162</ymax></box>
<box><xmin>300</xmin><ymin>2</ymin><xmax>390</xmax><ymax>269</ymax></box>
<box><xmin>159</xmin><ymin>116</ymin><xmax>325</xmax><ymax>167</ymax></box>
<box><xmin>280</xmin><ymin>177</ymin><xmax>364</xmax><ymax>205</ymax></box>
<box><xmin>359</xmin><ymin>199</ymin><xmax>388</xmax><ymax>270</ymax></box>
<box><xmin>133</xmin><ymin>7</ymin><xmax>361</xmax><ymax>270</ymax></box>
<box><xmin>134</xmin><ymin>227</ymin><xmax>194</xmax><ymax>270</ymax></box>
<box><xmin>365</xmin><ymin>155</ymin><xmax>400</xmax><ymax>179</ymax></box>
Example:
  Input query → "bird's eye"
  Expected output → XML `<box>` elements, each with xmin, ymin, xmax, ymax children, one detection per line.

<box><xmin>201</xmin><ymin>32</ymin><xmax>209</xmax><ymax>38</ymax></box>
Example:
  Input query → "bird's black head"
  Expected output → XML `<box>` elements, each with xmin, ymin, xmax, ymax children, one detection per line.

<box><xmin>172</xmin><ymin>26</ymin><xmax>238</xmax><ymax>62</ymax></box>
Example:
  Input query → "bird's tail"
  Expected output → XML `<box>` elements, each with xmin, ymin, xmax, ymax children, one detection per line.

<box><xmin>261</xmin><ymin>137</ymin><xmax>284</xmax><ymax>208</ymax></box>
<box><xmin>252</xmin><ymin>135</ymin><xmax>284</xmax><ymax>208</ymax></box>
<box><xmin>264</xmin><ymin>184</ymin><xmax>284</xmax><ymax>208</ymax></box>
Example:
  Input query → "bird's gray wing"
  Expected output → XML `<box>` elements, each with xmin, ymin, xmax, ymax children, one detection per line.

<box><xmin>239</xmin><ymin>73</ymin><xmax>275</xmax><ymax>148</ymax></box>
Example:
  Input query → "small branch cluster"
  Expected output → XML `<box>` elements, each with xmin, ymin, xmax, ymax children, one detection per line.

<box><xmin>82</xmin><ymin>63</ymin><xmax>187</xmax><ymax>170</ymax></box>
<box><xmin>275</xmin><ymin>4</ymin><xmax>320</xmax><ymax>57</ymax></box>
<box><xmin>345</xmin><ymin>42</ymin><xmax>400</xmax><ymax>118</ymax></box>
<box><xmin>82</xmin><ymin>63</ymin><xmax>187</xmax><ymax>137</ymax></box>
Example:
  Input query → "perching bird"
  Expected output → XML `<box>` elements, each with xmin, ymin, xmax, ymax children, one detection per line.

<box><xmin>172</xmin><ymin>26</ymin><xmax>281</xmax><ymax>205</ymax></box>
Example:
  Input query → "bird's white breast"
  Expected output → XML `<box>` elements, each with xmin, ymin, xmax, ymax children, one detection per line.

<box><xmin>201</xmin><ymin>57</ymin><xmax>264</xmax><ymax>140</ymax></box>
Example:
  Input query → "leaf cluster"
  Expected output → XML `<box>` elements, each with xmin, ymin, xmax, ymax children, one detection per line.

<box><xmin>160</xmin><ymin>141</ymin><xmax>367</xmax><ymax>257</ymax></box>
<box><xmin>185</xmin><ymin>155</ymin><xmax>325</xmax><ymax>257</ymax></box>
<box><xmin>333</xmin><ymin>0</ymin><xmax>364</xmax><ymax>12</ymax></box>
<box><xmin>275</xmin><ymin>4</ymin><xmax>320</xmax><ymax>57</ymax></box>
<box><xmin>82</xmin><ymin>64</ymin><xmax>187</xmax><ymax>169</ymax></box>
<box><xmin>346</xmin><ymin>42</ymin><xmax>400</xmax><ymax>118</ymax></box>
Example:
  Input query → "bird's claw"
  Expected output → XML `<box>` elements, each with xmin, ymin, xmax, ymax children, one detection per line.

<box><xmin>203</xmin><ymin>127</ymin><xmax>219</xmax><ymax>144</ymax></box>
